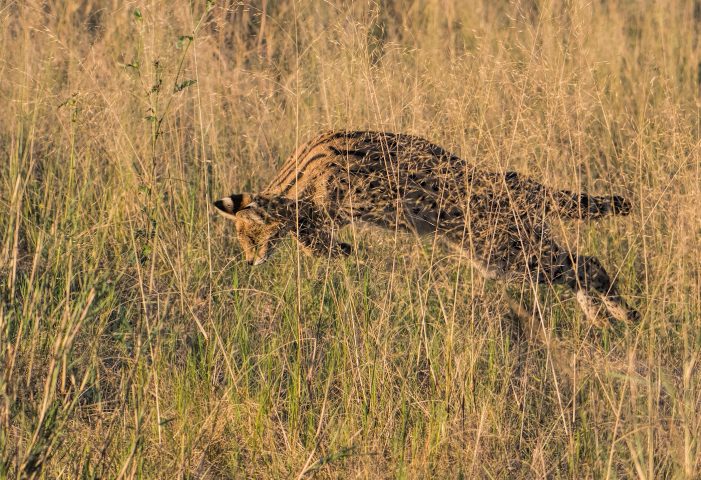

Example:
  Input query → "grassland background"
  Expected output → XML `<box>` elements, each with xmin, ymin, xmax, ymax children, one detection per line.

<box><xmin>1</xmin><ymin>0</ymin><xmax>700</xmax><ymax>478</ymax></box>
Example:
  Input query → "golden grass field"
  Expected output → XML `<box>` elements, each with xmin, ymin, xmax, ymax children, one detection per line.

<box><xmin>1</xmin><ymin>0</ymin><xmax>700</xmax><ymax>478</ymax></box>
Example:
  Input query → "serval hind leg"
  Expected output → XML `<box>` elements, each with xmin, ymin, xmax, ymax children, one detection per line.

<box><xmin>524</xmin><ymin>231</ymin><xmax>638</xmax><ymax>325</ymax></box>
<box><xmin>542</xmin><ymin>251</ymin><xmax>639</xmax><ymax>325</ymax></box>
<box><xmin>571</xmin><ymin>255</ymin><xmax>639</xmax><ymax>323</ymax></box>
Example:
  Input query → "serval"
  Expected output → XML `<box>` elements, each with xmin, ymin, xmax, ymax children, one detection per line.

<box><xmin>214</xmin><ymin>131</ymin><xmax>638</xmax><ymax>324</ymax></box>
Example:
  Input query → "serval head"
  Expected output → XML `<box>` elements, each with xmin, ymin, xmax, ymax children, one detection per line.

<box><xmin>213</xmin><ymin>193</ymin><xmax>289</xmax><ymax>265</ymax></box>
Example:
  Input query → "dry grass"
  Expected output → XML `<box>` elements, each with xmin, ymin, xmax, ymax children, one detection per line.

<box><xmin>1</xmin><ymin>0</ymin><xmax>700</xmax><ymax>478</ymax></box>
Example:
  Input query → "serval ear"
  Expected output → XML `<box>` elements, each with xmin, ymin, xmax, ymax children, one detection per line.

<box><xmin>213</xmin><ymin>193</ymin><xmax>254</xmax><ymax>219</ymax></box>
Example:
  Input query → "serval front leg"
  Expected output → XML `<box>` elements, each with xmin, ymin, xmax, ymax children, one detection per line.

<box><xmin>294</xmin><ymin>220</ymin><xmax>352</xmax><ymax>259</ymax></box>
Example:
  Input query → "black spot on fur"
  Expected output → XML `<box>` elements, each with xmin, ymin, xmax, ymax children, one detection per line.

<box><xmin>330</xmin><ymin>146</ymin><xmax>368</xmax><ymax>159</ymax></box>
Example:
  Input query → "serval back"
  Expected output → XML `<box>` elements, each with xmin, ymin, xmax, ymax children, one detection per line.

<box><xmin>215</xmin><ymin>131</ymin><xmax>638</xmax><ymax>325</ymax></box>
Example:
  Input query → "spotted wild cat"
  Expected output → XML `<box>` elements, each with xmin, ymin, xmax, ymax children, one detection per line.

<box><xmin>214</xmin><ymin>131</ymin><xmax>638</xmax><ymax>324</ymax></box>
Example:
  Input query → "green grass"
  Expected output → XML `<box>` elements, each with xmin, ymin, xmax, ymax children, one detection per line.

<box><xmin>1</xmin><ymin>0</ymin><xmax>700</xmax><ymax>478</ymax></box>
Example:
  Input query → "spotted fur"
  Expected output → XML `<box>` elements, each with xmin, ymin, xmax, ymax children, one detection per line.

<box><xmin>215</xmin><ymin>131</ymin><xmax>638</xmax><ymax>324</ymax></box>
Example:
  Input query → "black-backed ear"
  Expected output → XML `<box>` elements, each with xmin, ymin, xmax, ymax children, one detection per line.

<box><xmin>213</xmin><ymin>193</ymin><xmax>254</xmax><ymax>219</ymax></box>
